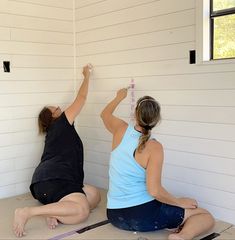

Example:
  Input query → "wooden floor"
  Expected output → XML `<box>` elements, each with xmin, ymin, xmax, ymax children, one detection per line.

<box><xmin>0</xmin><ymin>188</ymin><xmax>234</xmax><ymax>240</ymax></box>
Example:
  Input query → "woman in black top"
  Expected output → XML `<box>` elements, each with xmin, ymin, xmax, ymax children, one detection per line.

<box><xmin>13</xmin><ymin>65</ymin><xmax>101</xmax><ymax>238</ymax></box>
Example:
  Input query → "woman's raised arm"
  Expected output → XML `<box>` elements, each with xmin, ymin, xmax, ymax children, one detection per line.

<box><xmin>65</xmin><ymin>65</ymin><xmax>91</xmax><ymax>124</ymax></box>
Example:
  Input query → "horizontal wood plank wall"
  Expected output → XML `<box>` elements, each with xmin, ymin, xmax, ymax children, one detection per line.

<box><xmin>75</xmin><ymin>0</ymin><xmax>235</xmax><ymax>224</ymax></box>
<box><xmin>0</xmin><ymin>0</ymin><xmax>74</xmax><ymax>198</ymax></box>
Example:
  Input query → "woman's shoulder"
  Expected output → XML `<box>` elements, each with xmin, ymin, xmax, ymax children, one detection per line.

<box><xmin>146</xmin><ymin>139</ymin><xmax>163</xmax><ymax>151</ymax></box>
<box><xmin>114</xmin><ymin>122</ymin><xmax>128</xmax><ymax>139</ymax></box>
<box><xmin>55</xmin><ymin>112</ymin><xmax>71</xmax><ymax>126</ymax></box>
<box><xmin>116</xmin><ymin>121</ymin><xmax>128</xmax><ymax>133</ymax></box>
<box><xmin>145</xmin><ymin>139</ymin><xmax>164</xmax><ymax>164</ymax></box>
<box><xmin>48</xmin><ymin>112</ymin><xmax>69</xmax><ymax>132</ymax></box>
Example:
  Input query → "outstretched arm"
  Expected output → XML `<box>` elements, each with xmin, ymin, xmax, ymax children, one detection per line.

<box><xmin>65</xmin><ymin>65</ymin><xmax>90</xmax><ymax>124</ymax></box>
<box><xmin>146</xmin><ymin>141</ymin><xmax>198</xmax><ymax>209</ymax></box>
<box><xmin>100</xmin><ymin>88</ymin><xmax>128</xmax><ymax>134</ymax></box>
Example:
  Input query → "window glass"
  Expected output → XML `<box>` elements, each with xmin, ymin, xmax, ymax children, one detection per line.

<box><xmin>213</xmin><ymin>0</ymin><xmax>235</xmax><ymax>11</ymax></box>
<box><xmin>213</xmin><ymin>14</ymin><xmax>235</xmax><ymax>59</ymax></box>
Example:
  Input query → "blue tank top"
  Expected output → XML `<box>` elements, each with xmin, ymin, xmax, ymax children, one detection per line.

<box><xmin>107</xmin><ymin>124</ymin><xmax>154</xmax><ymax>209</ymax></box>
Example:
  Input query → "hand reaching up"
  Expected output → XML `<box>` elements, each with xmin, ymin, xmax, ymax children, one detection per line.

<box><xmin>82</xmin><ymin>64</ymin><xmax>92</xmax><ymax>79</ymax></box>
<box><xmin>116</xmin><ymin>88</ymin><xmax>128</xmax><ymax>101</ymax></box>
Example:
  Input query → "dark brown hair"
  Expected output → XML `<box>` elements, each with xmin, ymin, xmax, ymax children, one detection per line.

<box><xmin>38</xmin><ymin>107</ymin><xmax>54</xmax><ymax>134</ymax></box>
<box><xmin>135</xmin><ymin>96</ymin><xmax>161</xmax><ymax>152</ymax></box>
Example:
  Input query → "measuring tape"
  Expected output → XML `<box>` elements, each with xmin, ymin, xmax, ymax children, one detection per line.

<box><xmin>129</xmin><ymin>78</ymin><xmax>135</xmax><ymax>123</ymax></box>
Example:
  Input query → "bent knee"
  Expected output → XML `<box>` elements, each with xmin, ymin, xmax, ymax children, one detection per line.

<box><xmin>184</xmin><ymin>207</ymin><xmax>213</xmax><ymax>221</ymax></box>
<box><xmin>58</xmin><ymin>202</ymin><xmax>90</xmax><ymax>225</ymax></box>
<box><xmin>89</xmin><ymin>189</ymin><xmax>101</xmax><ymax>210</ymax></box>
<box><xmin>79</xmin><ymin>204</ymin><xmax>90</xmax><ymax>221</ymax></box>
<box><xmin>83</xmin><ymin>185</ymin><xmax>101</xmax><ymax>209</ymax></box>
<box><xmin>72</xmin><ymin>203</ymin><xmax>90</xmax><ymax>223</ymax></box>
<box><xmin>93</xmin><ymin>188</ymin><xmax>101</xmax><ymax>203</ymax></box>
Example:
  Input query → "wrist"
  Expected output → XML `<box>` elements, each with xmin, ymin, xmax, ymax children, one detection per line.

<box><xmin>115</xmin><ymin>95</ymin><xmax>125</xmax><ymax>102</ymax></box>
<box><xmin>175</xmin><ymin>198</ymin><xmax>181</xmax><ymax>207</ymax></box>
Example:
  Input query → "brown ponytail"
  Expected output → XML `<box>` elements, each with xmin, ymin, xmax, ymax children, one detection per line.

<box><xmin>38</xmin><ymin>107</ymin><xmax>54</xmax><ymax>134</ymax></box>
<box><xmin>135</xmin><ymin>96</ymin><xmax>161</xmax><ymax>152</ymax></box>
<box><xmin>137</xmin><ymin>128</ymin><xmax>151</xmax><ymax>152</ymax></box>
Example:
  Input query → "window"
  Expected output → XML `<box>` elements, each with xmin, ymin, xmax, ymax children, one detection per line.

<box><xmin>210</xmin><ymin>0</ymin><xmax>235</xmax><ymax>60</ymax></box>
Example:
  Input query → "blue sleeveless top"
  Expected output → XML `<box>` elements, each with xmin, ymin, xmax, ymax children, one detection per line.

<box><xmin>107</xmin><ymin>124</ymin><xmax>154</xmax><ymax>209</ymax></box>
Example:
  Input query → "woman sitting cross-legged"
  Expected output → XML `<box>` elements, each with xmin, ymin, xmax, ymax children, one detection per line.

<box><xmin>100</xmin><ymin>88</ymin><xmax>214</xmax><ymax>240</ymax></box>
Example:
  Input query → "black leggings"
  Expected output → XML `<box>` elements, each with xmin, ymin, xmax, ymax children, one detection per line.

<box><xmin>30</xmin><ymin>179</ymin><xmax>85</xmax><ymax>205</ymax></box>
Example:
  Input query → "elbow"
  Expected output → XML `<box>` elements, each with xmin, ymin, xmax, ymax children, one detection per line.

<box><xmin>148</xmin><ymin>188</ymin><xmax>160</xmax><ymax>199</ymax></box>
<box><xmin>148</xmin><ymin>186</ymin><xmax>162</xmax><ymax>200</ymax></box>
<box><xmin>80</xmin><ymin>94</ymin><xmax>87</xmax><ymax>102</ymax></box>
<box><xmin>100</xmin><ymin>111</ymin><xmax>104</xmax><ymax>119</ymax></box>
<box><xmin>100</xmin><ymin>110</ymin><xmax>107</xmax><ymax>119</ymax></box>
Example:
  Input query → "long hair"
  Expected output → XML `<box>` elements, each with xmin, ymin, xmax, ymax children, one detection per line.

<box><xmin>135</xmin><ymin>96</ymin><xmax>161</xmax><ymax>152</ymax></box>
<box><xmin>38</xmin><ymin>107</ymin><xmax>54</xmax><ymax>134</ymax></box>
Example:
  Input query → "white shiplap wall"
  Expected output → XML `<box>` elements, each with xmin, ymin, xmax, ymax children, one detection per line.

<box><xmin>1</xmin><ymin>0</ymin><xmax>234</xmax><ymax>226</ymax></box>
<box><xmin>0</xmin><ymin>0</ymin><xmax>74</xmax><ymax>198</ymax></box>
<box><xmin>75</xmin><ymin>0</ymin><xmax>235</xmax><ymax>224</ymax></box>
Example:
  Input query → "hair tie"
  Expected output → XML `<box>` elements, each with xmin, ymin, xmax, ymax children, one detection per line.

<box><xmin>144</xmin><ymin>125</ymin><xmax>152</xmax><ymax>130</ymax></box>
<box><xmin>138</xmin><ymin>98</ymin><xmax>156</xmax><ymax>107</ymax></box>
<box><xmin>140</xmin><ymin>124</ymin><xmax>152</xmax><ymax>131</ymax></box>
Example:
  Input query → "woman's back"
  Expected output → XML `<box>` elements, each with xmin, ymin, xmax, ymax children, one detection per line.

<box><xmin>31</xmin><ymin>112</ymin><xmax>84</xmax><ymax>186</ymax></box>
<box><xmin>108</xmin><ymin>124</ymin><xmax>154</xmax><ymax>209</ymax></box>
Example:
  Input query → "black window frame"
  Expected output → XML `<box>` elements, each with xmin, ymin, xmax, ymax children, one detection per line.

<box><xmin>210</xmin><ymin>0</ymin><xmax>235</xmax><ymax>60</ymax></box>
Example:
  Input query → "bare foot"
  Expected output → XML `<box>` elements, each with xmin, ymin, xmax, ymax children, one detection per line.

<box><xmin>167</xmin><ymin>228</ymin><xmax>179</xmax><ymax>233</ymax></box>
<box><xmin>167</xmin><ymin>224</ymin><xmax>184</xmax><ymax>233</ymax></box>
<box><xmin>168</xmin><ymin>232</ymin><xmax>188</xmax><ymax>240</ymax></box>
<box><xmin>46</xmin><ymin>217</ymin><xmax>58</xmax><ymax>229</ymax></box>
<box><xmin>13</xmin><ymin>208</ymin><xmax>30</xmax><ymax>237</ymax></box>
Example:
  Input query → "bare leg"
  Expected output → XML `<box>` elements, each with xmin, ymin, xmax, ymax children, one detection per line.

<box><xmin>168</xmin><ymin>208</ymin><xmax>215</xmax><ymax>240</ymax></box>
<box><xmin>13</xmin><ymin>193</ymin><xmax>89</xmax><ymax>238</ymax></box>
<box><xmin>45</xmin><ymin>186</ymin><xmax>101</xmax><ymax>230</ymax></box>
<box><xmin>83</xmin><ymin>184</ymin><xmax>101</xmax><ymax>210</ymax></box>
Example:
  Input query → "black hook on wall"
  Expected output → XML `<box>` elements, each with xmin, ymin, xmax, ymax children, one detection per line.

<box><xmin>3</xmin><ymin>61</ymin><xmax>10</xmax><ymax>72</ymax></box>
<box><xmin>189</xmin><ymin>50</ymin><xmax>196</xmax><ymax>64</ymax></box>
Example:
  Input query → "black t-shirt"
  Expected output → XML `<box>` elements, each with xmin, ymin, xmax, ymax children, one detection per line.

<box><xmin>31</xmin><ymin>112</ymin><xmax>84</xmax><ymax>185</ymax></box>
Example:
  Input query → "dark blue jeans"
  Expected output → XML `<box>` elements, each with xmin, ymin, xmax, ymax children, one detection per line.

<box><xmin>107</xmin><ymin>200</ymin><xmax>184</xmax><ymax>232</ymax></box>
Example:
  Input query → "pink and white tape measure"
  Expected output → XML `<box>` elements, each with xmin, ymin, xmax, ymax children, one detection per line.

<box><xmin>129</xmin><ymin>78</ymin><xmax>135</xmax><ymax>123</ymax></box>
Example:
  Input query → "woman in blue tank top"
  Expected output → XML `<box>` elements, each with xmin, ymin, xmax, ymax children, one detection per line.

<box><xmin>101</xmin><ymin>88</ymin><xmax>214</xmax><ymax>240</ymax></box>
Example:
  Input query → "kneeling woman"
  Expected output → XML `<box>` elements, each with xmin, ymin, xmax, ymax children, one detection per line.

<box><xmin>101</xmin><ymin>88</ymin><xmax>214</xmax><ymax>240</ymax></box>
<box><xmin>13</xmin><ymin>65</ymin><xmax>100</xmax><ymax>238</ymax></box>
